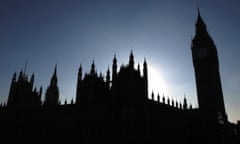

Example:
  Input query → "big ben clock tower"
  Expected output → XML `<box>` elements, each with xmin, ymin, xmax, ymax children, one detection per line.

<box><xmin>191</xmin><ymin>10</ymin><xmax>227</xmax><ymax>123</ymax></box>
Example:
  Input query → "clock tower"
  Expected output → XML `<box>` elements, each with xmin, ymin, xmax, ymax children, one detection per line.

<box><xmin>191</xmin><ymin>10</ymin><xmax>227</xmax><ymax>122</ymax></box>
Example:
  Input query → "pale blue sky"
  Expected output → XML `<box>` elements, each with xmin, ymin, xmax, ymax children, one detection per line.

<box><xmin>0</xmin><ymin>0</ymin><xmax>239</xmax><ymax>123</ymax></box>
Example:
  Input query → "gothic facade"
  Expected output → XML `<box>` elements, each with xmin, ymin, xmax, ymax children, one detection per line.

<box><xmin>7</xmin><ymin>71</ymin><xmax>42</xmax><ymax>108</ymax></box>
<box><xmin>0</xmin><ymin>11</ymin><xmax>239</xmax><ymax>144</ymax></box>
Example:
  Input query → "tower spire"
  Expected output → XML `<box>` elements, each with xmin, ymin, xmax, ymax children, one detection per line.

<box><xmin>76</xmin><ymin>64</ymin><xmax>83</xmax><ymax>104</ymax></box>
<box><xmin>54</xmin><ymin>64</ymin><xmax>57</xmax><ymax>77</ymax></box>
<box><xmin>78</xmin><ymin>64</ymin><xmax>83</xmax><ymax>81</ymax></box>
<box><xmin>191</xmin><ymin>10</ymin><xmax>227</xmax><ymax>122</ymax></box>
<box><xmin>183</xmin><ymin>96</ymin><xmax>187</xmax><ymax>110</ymax></box>
<box><xmin>197</xmin><ymin>5</ymin><xmax>200</xmax><ymax>16</ymax></box>
<box><xmin>106</xmin><ymin>66</ymin><xmax>110</xmax><ymax>89</ymax></box>
<box><xmin>91</xmin><ymin>60</ymin><xmax>95</xmax><ymax>75</ymax></box>
<box><xmin>51</xmin><ymin>64</ymin><xmax>58</xmax><ymax>86</ymax></box>
<box><xmin>143</xmin><ymin>57</ymin><xmax>148</xmax><ymax>98</ymax></box>
<box><xmin>195</xmin><ymin>8</ymin><xmax>207</xmax><ymax>35</ymax></box>
<box><xmin>24</xmin><ymin>59</ymin><xmax>28</xmax><ymax>76</ymax></box>
<box><xmin>129</xmin><ymin>50</ymin><xmax>134</xmax><ymax>69</ymax></box>
<box><xmin>112</xmin><ymin>54</ymin><xmax>117</xmax><ymax>82</ymax></box>
<box><xmin>44</xmin><ymin>65</ymin><xmax>59</xmax><ymax>106</ymax></box>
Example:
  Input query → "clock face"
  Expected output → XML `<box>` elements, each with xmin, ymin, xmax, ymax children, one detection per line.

<box><xmin>197</xmin><ymin>48</ymin><xmax>208</xmax><ymax>58</ymax></box>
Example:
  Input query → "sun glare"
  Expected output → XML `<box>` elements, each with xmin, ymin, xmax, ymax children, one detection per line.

<box><xmin>148</xmin><ymin>65</ymin><xmax>169</xmax><ymax>101</ymax></box>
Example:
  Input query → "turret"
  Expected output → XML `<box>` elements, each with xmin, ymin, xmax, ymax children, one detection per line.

<box><xmin>162</xmin><ymin>94</ymin><xmax>165</xmax><ymax>104</ymax></box>
<box><xmin>189</xmin><ymin>104</ymin><xmax>193</xmax><ymax>109</ymax></box>
<box><xmin>76</xmin><ymin>64</ymin><xmax>83</xmax><ymax>103</ymax></box>
<box><xmin>90</xmin><ymin>60</ymin><xmax>96</xmax><ymax>75</ymax></box>
<box><xmin>7</xmin><ymin>72</ymin><xmax>17</xmax><ymax>107</ymax></box>
<box><xmin>129</xmin><ymin>50</ymin><xmax>134</xmax><ymax>69</ymax></box>
<box><xmin>157</xmin><ymin>93</ymin><xmax>160</xmax><ymax>103</ymax></box>
<box><xmin>176</xmin><ymin>101</ymin><xmax>179</xmax><ymax>108</ymax></box>
<box><xmin>106</xmin><ymin>67</ymin><xmax>110</xmax><ymax>89</ymax></box>
<box><xmin>78</xmin><ymin>64</ymin><xmax>83</xmax><ymax>81</ymax></box>
<box><xmin>183</xmin><ymin>96</ymin><xmax>187</xmax><ymax>110</ymax></box>
<box><xmin>39</xmin><ymin>86</ymin><xmax>43</xmax><ymax>98</ymax></box>
<box><xmin>180</xmin><ymin>103</ymin><xmax>182</xmax><ymax>109</ymax></box>
<box><xmin>143</xmin><ymin>58</ymin><xmax>148</xmax><ymax>98</ymax></box>
<box><xmin>151</xmin><ymin>91</ymin><xmax>154</xmax><ymax>100</ymax></box>
<box><xmin>30</xmin><ymin>73</ymin><xmax>34</xmax><ymax>89</ymax></box>
<box><xmin>143</xmin><ymin>58</ymin><xmax>147</xmax><ymax>79</ymax></box>
<box><xmin>99</xmin><ymin>72</ymin><xmax>103</xmax><ymax>80</ymax></box>
<box><xmin>172</xmin><ymin>99</ymin><xmax>175</xmax><ymax>107</ymax></box>
<box><xmin>167</xmin><ymin>97</ymin><xmax>170</xmax><ymax>105</ymax></box>
<box><xmin>112</xmin><ymin>54</ymin><xmax>117</xmax><ymax>82</ymax></box>
<box><xmin>18</xmin><ymin>70</ymin><xmax>23</xmax><ymax>81</ymax></box>
<box><xmin>137</xmin><ymin>64</ymin><xmax>140</xmax><ymax>76</ymax></box>
<box><xmin>51</xmin><ymin>65</ymin><xmax>58</xmax><ymax>87</ymax></box>
<box><xmin>44</xmin><ymin>65</ymin><xmax>59</xmax><ymax>106</ymax></box>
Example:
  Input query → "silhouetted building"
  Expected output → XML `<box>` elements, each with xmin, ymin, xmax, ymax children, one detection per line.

<box><xmin>44</xmin><ymin>65</ymin><xmax>60</xmax><ymax>106</ymax></box>
<box><xmin>191</xmin><ymin>9</ymin><xmax>229</xmax><ymax>143</ymax></box>
<box><xmin>7</xmin><ymin>70</ymin><xmax>42</xmax><ymax>108</ymax></box>
<box><xmin>0</xmin><ymin>11</ymin><xmax>239</xmax><ymax>144</ymax></box>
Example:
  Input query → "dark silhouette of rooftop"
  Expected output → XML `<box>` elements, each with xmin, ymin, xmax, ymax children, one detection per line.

<box><xmin>0</xmin><ymin>10</ymin><xmax>239</xmax><ymax>144</ymax></box>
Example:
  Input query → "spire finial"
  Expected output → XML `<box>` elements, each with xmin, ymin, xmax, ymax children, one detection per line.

<box><xmin>197</xmin><ymin>6</ymin><xmax>203</xmax><ymax>22</ymax></box>
<box><xmin>157</xmin><ymin>93</ymin><xmax>160</xmax><ymax>102</ymax></box>
<box><xmin>48</xmin><ymin>64</ymin><xmax>58</xmax><ymax>88</ymax></box>
<box><xmin>53</xmin><ymin>64</ymin><xmax>57</xmax><ymax>80</ymax></box>
<box><xmin>92</xmin><ymin>59</ymin><xmax>95</xmax><ymax>68</ymax></box>
<box><xmin>183</xmin><ymin>95</ymin><xmax>188</xmax><ymax>110</ymax></box>
<box><xmin>91</xmin><ymin>60</ymin><xmax>95</xmax><ymax>75</ymax></box>
<box><xmin>196</xmin><ymin>7</ymin><xmax>205</xmax><ymax>26</ymax></box>
<box><xmin>113</xmin><ymin>54</ymin><xmax>117</xmax><ymax>63</ymax></box>
<box><xmin>79</xmin><ymin>63</ymin><xmax>82</xmax><ymax>73</ymax></box>
<box><xmin>107</xmin><ymin>65</ymin><xmax>110</xmax><ymax>72</ymax></box>
<box><xmin>54</xmin><ymin>64</ymin><xmax>57</xmax><ymax>76</ymax></box>
<box><xmin>24</xmin><ymin>59</ymin><xmax>28</xmax><ymax>75</ymax></box>
<box><xmin>129</xmin><ymin>50</ymin><xmax>134</xmax><ymax>68</ymax></box>
<box><xmin>194</xmin><ymin>7</ymin><xmax>208</xmax><ymax>36</ymax></box>
<box><xmin>151</xmin><ymin>90</ymin><xmax>154</xmax><ymax>100</ymax></box>
<box><xmin>143</xmin><ymin>57</ymin><xmax>147</xmax><ymax>67</ymax></box>
<box><xmin>197</xmin><ymin>5</ymin><xmax>200</xmax><ymax>16</ymax></box>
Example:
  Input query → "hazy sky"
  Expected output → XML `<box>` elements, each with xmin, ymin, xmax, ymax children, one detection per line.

<box><xmin>0</xmin><ymin>0</ymin><xmax>239</xmax><ymax>123</ymax></box>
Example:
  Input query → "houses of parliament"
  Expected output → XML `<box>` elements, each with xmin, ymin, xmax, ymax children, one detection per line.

<box><xmin>0</xmin><ymin>11</ymin><xmax>239</xmax><ymax>144</ymax></box>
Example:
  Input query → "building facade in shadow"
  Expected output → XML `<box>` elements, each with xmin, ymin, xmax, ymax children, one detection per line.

<box><xmin>0</xmin><ymin>11</ymin><xmax>239</xmax><ymax>144</ymax></box>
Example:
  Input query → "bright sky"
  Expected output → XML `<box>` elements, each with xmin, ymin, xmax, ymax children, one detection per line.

<box><xmin>0</xmin><ymin>0</ymin><xmax>239</xmax><ymax>123</ymax></box>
